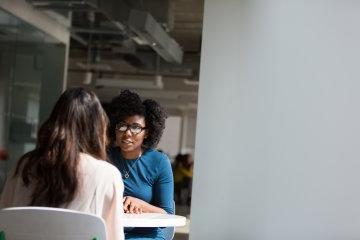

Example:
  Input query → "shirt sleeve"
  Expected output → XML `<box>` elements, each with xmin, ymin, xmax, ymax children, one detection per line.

<box><xmin>154</xmin><ymin>155</ymin><xmax>174</xmax><ymax>214</ymax></box>
<box><xmin>102</xmin><ymin>167</ymin><xmax>125</xmax><ymax>240</ymax></box>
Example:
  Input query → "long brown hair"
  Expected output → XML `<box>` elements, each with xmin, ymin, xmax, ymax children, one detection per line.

<box><xmin>15</xmin><ymin>87</ymin><xmax>108</xmax><ymax>207</ymax></box>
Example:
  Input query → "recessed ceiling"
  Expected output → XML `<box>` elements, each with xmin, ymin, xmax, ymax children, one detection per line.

<box><xmin>28</xmin><ymin>0</ymin><xmax>204</xmax><ymax>113</ymax></box>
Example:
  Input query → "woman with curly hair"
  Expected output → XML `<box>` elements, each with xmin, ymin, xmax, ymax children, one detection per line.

<box><xmin>0</xmin><ymin>88</ymin><xmax>124</xmax><ymax>240</ymax></box>
<box><xmin>108</xmin><ymin>89</ymin><xmax>174</xmax><ymax>240</ymax></box>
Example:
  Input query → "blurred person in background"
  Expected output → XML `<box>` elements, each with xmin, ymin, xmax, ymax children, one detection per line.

<box><xmin>173</xmin><ymin>153</ymin><xmax>193</xmax><ymax>206</ymax></box>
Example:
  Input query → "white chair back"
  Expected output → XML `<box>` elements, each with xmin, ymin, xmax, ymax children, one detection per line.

<box><xmin>0</xmin><ymin>207</ymin><xmax>107</xmax><ymax>240</ymax></box>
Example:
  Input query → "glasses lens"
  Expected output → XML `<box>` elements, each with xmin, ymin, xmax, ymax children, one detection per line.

<box><xmin>116</xmin><ymin>123</ymin><xmax>144</xmax><ymax>134</ymax></box>
<box><xmin>116</xmin><ymin>124</ymin><xmax>128</xmax><ymax>132</ymax></box>
<box><xmin>130</xmin><ymin>125</ymin><xmax>142</xmax><ymax>134</ymax></box>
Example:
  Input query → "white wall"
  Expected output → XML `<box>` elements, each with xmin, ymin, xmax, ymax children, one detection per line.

<box><xmin>181</xmin><ymin>111</ymin><xmax>197</xmax><ymax>154</ymax></box>
<box><xmin>158</xmin><ymin>112</ymin><xmax>198</xmax><ymax>158</ymax></box>
<box><xmin>191</xmin><ymin>1</ymin><xmax>360</xmax><ymax>239</ymax></box>
<box><xmin>158</xmin><ymin>116</ymin><xmax>182</xmax><ymax>158</ymax></box>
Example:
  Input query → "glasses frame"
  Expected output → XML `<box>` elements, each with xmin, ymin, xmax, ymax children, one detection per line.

<box><xmin>115</xmin><ymin>123</ymin><xmax>147</xmax><ymax>135</ymax></box>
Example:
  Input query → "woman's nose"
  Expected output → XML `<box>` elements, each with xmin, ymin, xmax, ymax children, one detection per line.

<box><xmin>124</xmin><ymin>128</ymin><xmax>132</xmax><ymax>136</ymax></box>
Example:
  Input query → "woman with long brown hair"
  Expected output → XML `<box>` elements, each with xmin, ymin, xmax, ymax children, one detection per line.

<box><xmin>0</xmin><ymin>87</ymin><xmax>124</xmax><ymax>240</ymax></box>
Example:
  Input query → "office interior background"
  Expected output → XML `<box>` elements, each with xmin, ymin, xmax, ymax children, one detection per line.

<box><xmin>0</xmin><ymin>1</ymin><xmax>201</xmax><ymax>239</ymax></box>
<box><xmin>2</xmin><ymin>1</ymin><xmax>360</xmax><ymax>240</ymax></box>
<box><xmin>0</xmin><ymin>0</ymin><xmax>202</xmax><ymax>168</ymax></box>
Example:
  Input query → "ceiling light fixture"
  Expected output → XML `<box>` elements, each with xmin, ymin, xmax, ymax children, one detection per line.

<box><xmin>183</xmin><ymin>79</ymin><xmax>199</xmax><ymax>86</ymax></box>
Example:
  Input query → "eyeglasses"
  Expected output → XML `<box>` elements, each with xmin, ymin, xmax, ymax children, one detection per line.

<box><xmin>115</xmin><ymin>123</ymin><xmax>147</xmax><ymax>135</ymax></box>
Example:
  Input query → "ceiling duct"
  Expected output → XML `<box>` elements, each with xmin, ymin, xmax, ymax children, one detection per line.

<box><xmin>29</xmin><ymin>0</ymin><xmax>183</xmax><ymax>64</ymax></box>
<box><xmin>128</xmin><ymin>9</ymin><xmax>183</xmax><ymax>64</ymax></box>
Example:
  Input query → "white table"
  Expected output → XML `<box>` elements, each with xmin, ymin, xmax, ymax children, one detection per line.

<box><xmin>123</xmin><ymin>213</ymin><xmax>187</xmax><ymax>227</ymax></box>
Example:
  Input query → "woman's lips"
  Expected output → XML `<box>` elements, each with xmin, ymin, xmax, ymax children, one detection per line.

<box><xmin>121</xmin><ymin>139</ymin><xmax>133</xmax><ymax>144</ymax></box>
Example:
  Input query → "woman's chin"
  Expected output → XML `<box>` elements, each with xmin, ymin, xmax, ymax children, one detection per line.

<box><xmin>120</xmin><ymin>147</ymin><xmax>131</xmax><ymax>152</ymax></box>
<box><xmin>120</xmin><ymin>146</ymin><xmax>138</xmax><ymax>154</ymax></box>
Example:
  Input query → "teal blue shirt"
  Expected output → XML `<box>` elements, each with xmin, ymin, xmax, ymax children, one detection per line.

<box><xmin>109</xmin><ymin>147</ymin><xmax>174</xmax><ymax>240</ymax></box>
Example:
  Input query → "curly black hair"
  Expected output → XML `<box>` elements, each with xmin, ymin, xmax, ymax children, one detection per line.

<box><xmin>108</xmin><ymin>89</ymin><xmax>167</xmax><ymax>149</ymax></box>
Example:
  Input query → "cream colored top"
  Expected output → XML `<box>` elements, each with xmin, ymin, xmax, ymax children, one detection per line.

<box><xmin>0</xmin><ymin>153</ymin><xmax>124</xmax><ymax>240</ymax></box>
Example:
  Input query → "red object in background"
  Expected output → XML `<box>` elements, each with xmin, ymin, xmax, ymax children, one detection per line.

<box><xmin>0</xmin><ymin>149</ymin><xmax>8</xmax><ymax>161</ymax></box>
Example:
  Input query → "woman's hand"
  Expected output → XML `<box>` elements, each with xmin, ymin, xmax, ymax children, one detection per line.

<box><xmin>123</xmin><ymin>196</ymin><xmax>145</xmax><ymax>214</ymax></box>
<box><xmin>123</xmin><ymin>196</ymin><xmax>167</xmax><ymax>214</ymax></box>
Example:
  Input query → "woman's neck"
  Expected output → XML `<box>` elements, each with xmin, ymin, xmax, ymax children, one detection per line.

<box><xmin>121</xmin><ymin>149</ymin><xmax>143</xmax><ymax>160</ymax></box>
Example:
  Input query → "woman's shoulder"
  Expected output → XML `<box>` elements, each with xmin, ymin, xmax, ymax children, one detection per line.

<box><xmin>78</xmin><ymin>154</ymin><xmax>123</xmax><ymax>200</ymax></box>
<box><xmin>143</xmin><ymin>149</ymin><xmax>169</xmax><ymax>162</ymax></box>
<box><xmin>79</xmin><ymin>153</ymin><xmax>121</xmax><ymax>179</ymax></box>
<box><xmin>142</xmin><ymin>149</ymin><xmax>172</xmax><ymax>173</ymax></box>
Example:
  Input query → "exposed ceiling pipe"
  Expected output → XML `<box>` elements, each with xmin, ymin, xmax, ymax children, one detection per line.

<box><xmin>71</xmin><ymin>28</ymin><xmax>124</xmax><ymax>35</ymax></box>
<box><xmin>96</xmin><ymin>76</ymin><xmax>164</xmax><ymax>90</ymax></box>
<box><xmin>27</xmin><ymin>0</ymin><xmax>98</xmax><ymax>10</ymax></box>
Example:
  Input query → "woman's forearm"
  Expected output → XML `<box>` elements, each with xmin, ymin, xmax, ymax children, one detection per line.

<box><xmin>123</xmin><ymin>196</ymin><xmax>168</xmax><ymax>214</ymax></box>
<box><xmin>142</xmin><ymin>201</ymin><xmax>167</xmax><ymax>214</ymax></box>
